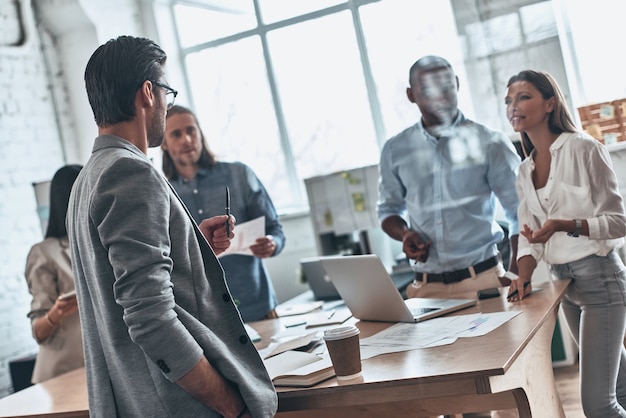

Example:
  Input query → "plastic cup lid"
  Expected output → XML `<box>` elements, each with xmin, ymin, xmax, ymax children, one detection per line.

<box><xmin>323</xmin><ymin>325</ymin><xmax>360</xmax><ymax>341</ymax></box>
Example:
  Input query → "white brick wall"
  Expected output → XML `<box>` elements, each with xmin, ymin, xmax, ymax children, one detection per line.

<box><xmin>0</xmin><ymin>5</ymin><xmax>66</xmax><ymax>398</ymax></box>
<box><xmin>0</xmin><ymin>0</ymin><xmax>148</xmax><ymax>397</ymax></box>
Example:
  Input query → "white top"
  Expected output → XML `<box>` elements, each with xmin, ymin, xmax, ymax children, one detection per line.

<box><xmin>516</xmin><ymin>132</ymin><xmax>626</xmax><ymax>265</ymax></box>
<box><xmin>536</xmin><ymin>187</ymin><xmax>548</xmax><ymax>212</ymax></box>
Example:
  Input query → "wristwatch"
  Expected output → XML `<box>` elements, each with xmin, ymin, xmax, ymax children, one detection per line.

<box><xmin>567</xmin><ymin>219</ymin><xmax>582</xmax><ymax>237</ymax></box>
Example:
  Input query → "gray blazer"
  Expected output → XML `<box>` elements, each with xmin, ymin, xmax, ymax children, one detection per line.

<box><xmin>67</xmin><ymin>136</ymin><xmax>277</xmax><ymax>417</ymax></box>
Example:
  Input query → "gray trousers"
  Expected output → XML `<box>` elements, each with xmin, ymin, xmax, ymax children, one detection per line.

<box><xmin>551</xmin><ymin>250</ymin><xmax>626</xmax><ymax>418</ymax></box>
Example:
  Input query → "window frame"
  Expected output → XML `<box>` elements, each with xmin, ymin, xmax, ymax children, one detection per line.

<box><xmin>171</xmin><ymin>0</ymin><xmax>384</xmax><ymax>215</ymax></box>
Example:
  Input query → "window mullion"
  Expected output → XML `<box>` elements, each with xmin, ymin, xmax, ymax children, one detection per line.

<box><xmin>349</xmin><ymin>0</ymin><xmax>387</xmax><ymax>151</ymax></box>
<box><xmin>254</xmin><ymin>0</ymin><xmax>303</xmax><ymax>206</ymax></box>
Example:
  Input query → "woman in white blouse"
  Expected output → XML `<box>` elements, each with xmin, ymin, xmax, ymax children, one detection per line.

<box><xmin>505</xmin><ymin>70</ymin><xmax>626</xmax><ymax>417</ymax></box>
<box><xmin>25</xmin><ymin>164</ymin><xmax>84</xmax><ymax>383</ymax></box>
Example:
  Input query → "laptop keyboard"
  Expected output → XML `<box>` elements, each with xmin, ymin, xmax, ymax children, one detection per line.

<box><xmin>410</xmin><ymin>307</ymin><xmax>441</xmax><ymax>316</ymax></box>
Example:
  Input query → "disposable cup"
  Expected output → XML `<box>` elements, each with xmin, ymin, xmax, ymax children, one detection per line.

<box><xmin>323</xmin><ymin>325</ymin><xmax>361</xmax><ymax>380</ymax></box>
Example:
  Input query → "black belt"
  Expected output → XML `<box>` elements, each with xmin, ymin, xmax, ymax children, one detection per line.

<box><xmin>415</xmin><ymin>255</ymin><xmax>500</xmax><ymax>285</ymax></box>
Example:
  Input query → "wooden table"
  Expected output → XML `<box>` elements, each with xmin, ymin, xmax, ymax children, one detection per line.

<box><xmin>0</xmin><ymin>280</ymin><xmax>570</xmax><ymax>418</ymax></box>
<box><xmin>0</xmin><ymin>367</ymin><xmax>87</xmax><ymax>417</ymax></box>
<box><xmin>254</xmin><ymin>279</ymin><xmax>571</xmax><ymax>418</ymax></box>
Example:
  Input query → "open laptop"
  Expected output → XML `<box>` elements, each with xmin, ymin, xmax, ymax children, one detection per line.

<box><xmin>319</xmin><ymin>254</ymin><xmax>476</xmax><ymax>323</ymax></box>
<box><xmin>301</xmin><ymin>256</ymin><xmax>415</xmax><ymax>301</ymax></box>
<box><xmin>301</xmin><ymin>256</ymin><xmax>341</xmax><ymax>300</ymax></box>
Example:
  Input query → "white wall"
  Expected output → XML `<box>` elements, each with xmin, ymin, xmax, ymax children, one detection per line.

<box><xmin>0</xmin><ymin>0</ymin><xmax>147</xmax><ymax>397</ymax></box>
<box><xmin>0</xmin><ymin>0</ymin><xmax>66</xmax><ymax>398</ymax></box>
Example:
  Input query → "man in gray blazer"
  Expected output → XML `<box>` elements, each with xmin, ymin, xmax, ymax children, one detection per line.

<box><xmin>67</xmin><ymin>35</ymin><xmax>277</xmax><ymax>418</ymax></box>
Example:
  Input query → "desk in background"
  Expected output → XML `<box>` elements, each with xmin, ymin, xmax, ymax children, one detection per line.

<box><xmin>0</xmin><ymin>280</ymin><xmax>570</xmax><ymax>418</ymax></box>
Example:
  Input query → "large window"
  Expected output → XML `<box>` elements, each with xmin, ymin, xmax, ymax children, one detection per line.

<box><xmin>173</xmin><ymin>0</ymin><xmax>462</xmax><ymax>213</ymax></box>
<box><xmin>171</xmin><ymin>0</ymin><xmax>557</xmax><ymax>214</ymax></box>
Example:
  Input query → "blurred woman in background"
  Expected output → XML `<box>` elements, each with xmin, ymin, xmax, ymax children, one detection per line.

<box><xmin>24</xmin><ymin>164</ymin><xmax>84</xmax><ymax>383</ymax></box>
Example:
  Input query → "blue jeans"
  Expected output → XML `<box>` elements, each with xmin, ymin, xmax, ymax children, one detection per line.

<box><xmin>551</xmin><ymin>250</ymin><xmax>626</xmax><ymax>417</ymax></box>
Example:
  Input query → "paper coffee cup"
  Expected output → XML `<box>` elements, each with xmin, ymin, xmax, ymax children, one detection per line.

<box><xmin>323</xmin><ymin>326</ymin><xmax>362</xmax><ymax>380</ymax></box>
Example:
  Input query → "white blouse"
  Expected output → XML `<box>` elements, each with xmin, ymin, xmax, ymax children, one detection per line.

<box><xmin>516</xmin><ymin>132</ymin><xmax>626</xmax><ymax>265</ymax></box>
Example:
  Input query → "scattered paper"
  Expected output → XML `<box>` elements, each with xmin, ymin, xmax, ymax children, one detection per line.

<box><xmin>305</xmin><ymin>308</ymin><xmax>352</xmax><ymax>328</ymax></box>
<box><xmin>359</xmin><ymin>311</ymin><xmax>522</xmax><ymax>359</ymax></box>
<box><xmin>244</xmin><ymin>323</ymin><xmax>261</xmax><ymax>342</ymax></box>
<box><xmin>276</xmin><ymin>301</ymin><xmax>324</xmax><ymax>317</ymax></box>
<box><xmin>218</xmin><ymin>216</ymin><xmax>265</xmax><ymax>258</ymax></box>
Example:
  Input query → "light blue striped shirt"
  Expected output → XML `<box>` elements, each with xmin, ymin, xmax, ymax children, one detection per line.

<box><xmin>377</xmin><ymin>112</ymin><xmax>520</xmax><ymax>273</ymax></box>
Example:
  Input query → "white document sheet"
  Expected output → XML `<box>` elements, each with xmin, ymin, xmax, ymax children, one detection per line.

<box><xmin>217</xmin><ymin>216</ymin><xmax>265</xmax><ymax>258</ymax></box>
<box><xmin>359</xmin><ymin>311</ymin><xmax>522</xmax><ymax>359</ymax></box>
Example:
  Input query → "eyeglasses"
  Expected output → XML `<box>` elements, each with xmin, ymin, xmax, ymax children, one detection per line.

<box><xmin>152</xmin><ymin>81</ymin><xmax>178</xmax><ymax>109</ymax></box>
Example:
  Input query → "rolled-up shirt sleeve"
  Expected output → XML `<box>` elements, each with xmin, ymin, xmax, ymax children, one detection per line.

<box><xmin>587</xmin><ymin>144</ymin><xmax>626</xmax><ymax>240</ymax></box>
<box><xmin>377</xmin><ymin>140</ymin><xmax>407</xmax><ymax>223</ymax></box>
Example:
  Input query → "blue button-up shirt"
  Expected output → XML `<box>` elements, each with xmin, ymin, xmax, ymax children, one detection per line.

<box><xmin>377</xmin><ymin>112</ymin><xmax>520</xmax><ymax>273</ymax></box>
<box><xmin>169</xmin><ymin>162</ymin><xmax>285</xmax><ymax>321</ymax></box>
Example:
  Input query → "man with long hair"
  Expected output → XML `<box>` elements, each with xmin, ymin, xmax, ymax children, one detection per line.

<box><xmin>163</xmin><ymin>105</ymin><xmax>285</xmax><ymax>322</ymax></box>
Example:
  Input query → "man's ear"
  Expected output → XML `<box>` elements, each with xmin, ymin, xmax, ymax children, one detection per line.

<box><xmin>138</xmin><ymin>80</ymin><xmax>156</xmax><ymax>108</ymax></box>
<box><xmin>406</xmin><ymin>87</ymin><xmax>417</xmax><ymax>104</ymax></box>
<box><xmin>456</xmin><ymin>75</ymin><xmax>460</xmax><ymax>91</ymax></box>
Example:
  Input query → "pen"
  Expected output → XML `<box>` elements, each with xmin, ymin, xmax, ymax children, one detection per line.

<box><xmin>284</xmin><ymin>320</ymin><xmax>307</xmax><ymax>328</ymax></box>
<box><xmin>507</xmin><ymin>281</ymin><xmax>531</xmax><ymax>299</ymax></box>
<box><xmin>327</xmin><ymin>310</ymin><xmax>336</xmax><ymax>319</ymax></box>
<box><xmin>225</xmin><ymin>186</ymin><xmax>230</xmax><ymax>237</ymax></box>
<box><xmin>468</xmin><ymin>316</ymin><xmax>488</xmax><ymax>331</ymax></box>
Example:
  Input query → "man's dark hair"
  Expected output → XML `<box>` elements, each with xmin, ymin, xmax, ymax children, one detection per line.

<box><xmin>46</xmin><ymin>164</ymin><xmax>82</xmax><ymax>239</ymax></box>
<box><xmin>84</xmin><ymin>36</ymin><xmax>167</xmax><ymax>127</ymax></box>
<box><xmin>408</xmin><ymin>55</ymin><xmax>453</xmax><ymax>84</ymax></box>
<box><xmin>163</xmin><ymin>105</ymin><xmax>217</xmax><ymax>180</ymax></box>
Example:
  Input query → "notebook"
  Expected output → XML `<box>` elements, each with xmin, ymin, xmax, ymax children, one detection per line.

<box><xmin>319</xmin><ymin>254</ymin><xmax>476</xmax><ymax>323</ymax></box>
<box><xmin>263</xmin><ymin>351</ymin><xmax>335</xmax><ymax>387</ymax></box>
<box><xmin>301</xmin><ymin>256</ymin><xmax>415</xmax><ymax>301</ymax></box>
